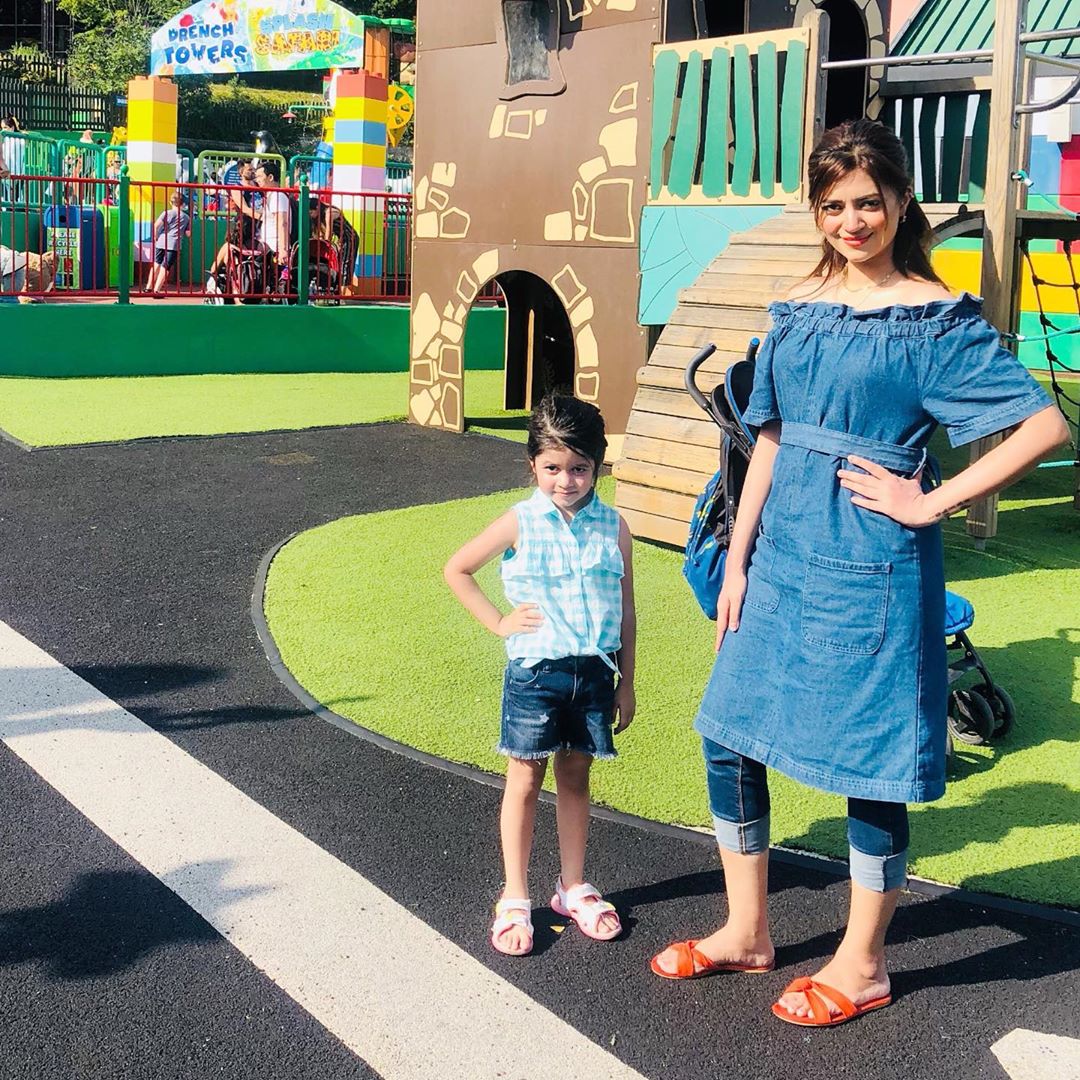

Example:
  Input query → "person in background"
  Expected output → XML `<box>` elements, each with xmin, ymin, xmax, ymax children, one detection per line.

<box><xmin>2</xmin><ymin>116</ymin><xmax>22</xmax><ymax>202</ymax></box>
<box><xmin>146</xmin><ymin>191</ymin><xmax>191</xmax><ymax>298</ymax></box>
<box><xmin>255</xmin><ymin>160</ymin><xmax>291</xmax><ymax>279</ymax></box>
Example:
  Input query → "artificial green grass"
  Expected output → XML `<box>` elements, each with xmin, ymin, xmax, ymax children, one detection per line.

<box><xmin>0</xmin><ymin>369</ymin><xmax>522</xmax><ymax>447</ymax></box>
<box><xmin>264</xmin><ymin>468</ymin><xmax>1080</xmax><ymax>909</ymax></box>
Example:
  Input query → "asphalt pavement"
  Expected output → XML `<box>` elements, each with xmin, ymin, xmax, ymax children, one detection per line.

<box><xmin>0</xmin><ymin>422</ymin><xmax>1077</xmax><ymax>1080</ymax></box>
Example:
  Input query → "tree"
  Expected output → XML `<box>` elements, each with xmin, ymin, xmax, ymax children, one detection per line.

<box><xmin>60</xmin><ymin>0</ymin><xmax>187</xmax><ymax>93</ymax></box>
<box><xmin>344</xmin><ymin>0</ymin><xmax>416</xmax><ymax>20</ymax></box>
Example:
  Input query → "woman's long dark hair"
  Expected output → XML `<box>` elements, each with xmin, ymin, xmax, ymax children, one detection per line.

<box><xmin>806</xmin><ymin>119</ymin><xmax>944</xmax><ymax>286</ymax></box>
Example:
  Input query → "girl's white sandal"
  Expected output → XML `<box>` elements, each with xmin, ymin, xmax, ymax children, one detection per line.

<box><xmin>491</xmin><ymin>898</ymin><xmax>533</xmax><ymax>956</ymax></box>
<box><xmin>551</xmin><ymin>879</ymin><xmax>622</xmax><ymax>941</ymax></box>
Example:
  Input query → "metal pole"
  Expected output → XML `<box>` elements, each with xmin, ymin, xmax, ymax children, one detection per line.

<box><xmin>297</xmin><ymin>172</ymin><xmax>311</xmax><ymax>307</ymax></box>
<box><xmin>967</xmin><ymin>0</ymin><xmax>1024</xmax><ymax>542</ymax></box>
<box><xmin>117</xmin><ymin>164</ymin><xmax>130</xmax><ymax>305</ymax></box>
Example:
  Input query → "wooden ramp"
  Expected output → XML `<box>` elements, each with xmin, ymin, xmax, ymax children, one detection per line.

<box><xmin>613</xmin><ymin>204</ymin><xmax>988</xmax><ymax>545</ymax></box>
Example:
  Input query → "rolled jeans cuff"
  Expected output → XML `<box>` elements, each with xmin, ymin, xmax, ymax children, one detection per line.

<box><xmin>712</xmin><ymin>812</ymin><xmax>770</xmax><ymax>855</ymax></box>
<box><xmin>849</xmin><ymin>844</ymin><xmax>908</xmax><ymax>892</ymax></box>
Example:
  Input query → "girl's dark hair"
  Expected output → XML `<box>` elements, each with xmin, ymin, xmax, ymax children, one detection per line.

<box><xmin>806</xmin><ymin>119</ymin><xmax>943</xmax><ymax>286</ymax></box>
<box><xmin>527</xmin><ymin>394</ymin><xmax>607</xmax><ymax>475</ymax></box>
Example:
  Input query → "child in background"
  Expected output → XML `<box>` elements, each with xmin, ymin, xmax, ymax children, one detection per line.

<box><xmin>147</xmin><ymin>191</ymin><xmax>190</xmax><ymax>298</ymax></box>
<box><xmin>444</xmin><ymin>395</ymin><xmax>636</xmax><ymax>957</ymax></box>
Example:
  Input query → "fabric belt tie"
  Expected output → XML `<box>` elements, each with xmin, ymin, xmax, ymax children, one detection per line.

<box><xmin>780</xmin><ymin>421</ymin><xmax>927</xmax><ymax>477</ymax></box>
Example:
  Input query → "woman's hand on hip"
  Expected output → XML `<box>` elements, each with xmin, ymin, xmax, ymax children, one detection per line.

<box><xmin>497</xmin><ymin>603</ymin><xmax>543</xmax><ymax>638</ymax></box>
<box><xmin>715</xmin><ymin>570</ymin><xmax>747</xmax><ymax>652</ymax></box>
<box><xmin>838</xmin><ymin>455</ymin><xmax>933</xmax><ymax>527</ymax></box>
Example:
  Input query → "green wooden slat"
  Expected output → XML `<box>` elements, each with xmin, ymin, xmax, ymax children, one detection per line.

<box><xmin>650</xmin><ymin>48</ymin><xmax>680</xmax><ymax>200</ymax></box>
<box><xmin>967</xmin><ymin>91</ymin><xmax>990</xmax><ymax>202</ymax></box>
<box><xmin>702</xmin><ymin>46</ymin><xmax>730</xmax><ymax>198</ymax></box>
<box><xmin>918</xmin><ymin>95</ymin><xmax>940</xmax><ymax>203</ymax></box>
<box><xmin>779</xmin><ymin>39</ymin><xmax>806</xmax><ymax>193</ymax></box>
<box><xmin>669</xmin><ymin>49</ymin><xmax>704</xmax><ymax>199</ymax></box>
<box><xmin>756</xmin><ymin>41</ymin><xmax>778</xmax><ymax>199</ymax></box>
<box><xmin>899</xmin><ymin>97</ymin><xmax>916</xmax><ymax>180</ymax></box>
<box><xmin>938</xmin><ymin>94</ymin><xmax>967</xmax><ymax>202</ymax></box>
<box><xmin>731</xmin><ymin>43</ymin><xmax>755</xmax><ymax>197</ymax></box>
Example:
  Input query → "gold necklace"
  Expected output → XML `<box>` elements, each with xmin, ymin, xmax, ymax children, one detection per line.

<box><xmin>841</xmin><ymin>267</ymin><xmax>898</xmax><ymax>295</ymax></box>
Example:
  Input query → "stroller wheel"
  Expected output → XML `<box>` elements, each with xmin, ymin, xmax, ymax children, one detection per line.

<box><xmin>948</xmin><ymin>688</ymin><xmax>995</xmax><ymax>745</ymax></box>
<box><xmin>971</xmin><ymin>684</ymin><xmax>1015</xmax><ymax>739</ymax></box>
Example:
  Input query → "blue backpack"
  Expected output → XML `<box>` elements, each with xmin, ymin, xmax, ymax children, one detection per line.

<box><xmin>682</xmin><ymin>347</ymin><xmax>758</xmax><ymax>620</ymax></box>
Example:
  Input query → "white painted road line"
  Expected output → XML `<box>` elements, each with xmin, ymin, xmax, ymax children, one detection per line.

<box><xmin>0</xmin><ymin>622</ymin><xmax>647</xmax><ymax>1080</ymax></box>
<box><xmin>992</xmin><ymin>1029</ymin><xmax>1080</xmax><ymax>1080</ymax></box>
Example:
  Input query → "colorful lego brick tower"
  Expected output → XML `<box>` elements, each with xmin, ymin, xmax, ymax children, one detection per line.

<box><xmin>126</xmin><ymin>76</ymin><xmax>178</xmax><ymax>239</ymax></box>
<box><xmin>331</xmin><ymin>69</ymin><xmax>387</xmax><ymax>281</ymax></box>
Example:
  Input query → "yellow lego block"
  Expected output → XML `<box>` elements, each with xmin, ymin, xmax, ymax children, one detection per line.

<box><xmin>334</xmin><ymin>96</ymin><xmax>388</xmax><ymax>123</ymax></box>
<box><xmin>333</xmin><ymin>142</ymin><xmax>386</xmax><ymax>168</ymax></box>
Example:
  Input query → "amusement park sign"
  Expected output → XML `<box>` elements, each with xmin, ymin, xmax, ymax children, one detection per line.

<box><xmin>150</xmin><ymin>0</ymin><xmax>366</xmax><ymax>76</ymax></box>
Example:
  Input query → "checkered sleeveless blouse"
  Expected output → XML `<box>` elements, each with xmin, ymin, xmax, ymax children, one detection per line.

<box><xmin>500</xmin><ymin>488</ymin><xmax>624</xmax><ymax>671</ymax></box>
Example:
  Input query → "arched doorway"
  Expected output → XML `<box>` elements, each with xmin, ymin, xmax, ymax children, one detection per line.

<box><xmin>496</xmin><ymin>270</ymin><xmax>576</xmax><ymax>410</ymax></box>
<box><xmin>819</xmin><ymin>0</ymin><xmax>868</xmax><ymax>127</ymax></box>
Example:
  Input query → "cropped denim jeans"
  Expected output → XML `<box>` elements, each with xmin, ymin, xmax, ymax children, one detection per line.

<box><xmin>702</xmin><ymin>737</ymin><xmax>909</xmax><ymax>892</ymax></box>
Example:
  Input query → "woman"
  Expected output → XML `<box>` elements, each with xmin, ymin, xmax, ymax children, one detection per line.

<box><xmin>650</xmin><ymin>120</ymin><xmax>1068</xmax><ymax>1027</ymax></box>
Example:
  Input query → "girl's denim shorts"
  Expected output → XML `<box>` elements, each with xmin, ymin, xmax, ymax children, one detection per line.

<box><xmin>498</xmin><ymin>654</ymin><xmax>617</xmax><ymax>761</ymax></box>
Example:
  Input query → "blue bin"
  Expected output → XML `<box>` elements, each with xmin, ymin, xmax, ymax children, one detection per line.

<box><xmin>43</xmin><ymin>205</ymin><xmax>106</xmax><ymax>290</ymax></box>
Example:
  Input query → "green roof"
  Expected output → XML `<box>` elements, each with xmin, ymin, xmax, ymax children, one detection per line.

<box><xmin>894</xmin><ymin>0</ymin><xmax>1080</xmax><ymax>57</ymax></box>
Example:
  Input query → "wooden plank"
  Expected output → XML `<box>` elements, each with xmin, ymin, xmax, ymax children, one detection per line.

<box><xmin>617</xmin><ymin>482</ymin><xmax>698</xmax><ymax>525</ymax></box>
<box><xmin>616</xmin><ymin>503</ymin><xmax>689</xmax><ymax>548</ymax></box>
<box><xmin>680</xmin><ymin>281</ymin><xmax>801</xmax><ymax>308</ymax></box>
<box><xmin>780</xmin><ymin>38</ymin><xmax>806</xmax><ymax>193</ymax></box>
<box><xmin>651</xmin><ymin>49</ymin><xmax>681</xmax><ymax>200</ymax></box>
<box><xmin>967</xmin><ymin>91</ymin><xmax>990</xmax><ymax>203</ymax></box>
<box><xmin>652</xmin><ymin>334</ymin><xmax>754</xmax><ymax>361</ymax></box>
<box><xmin>709</xmin><ymin>241</ymin><xmax>818</xmax><ymax>261</ymax></box>
<box><xmin>658</xmin><ymin>322</ymin><xmax>766</xmax><ymax>349</ymax></box>
<box><xmin>620</xmin><ymin>433</ymin><xmax>721</xmax><ymax>474</ymax></box>
<box><xmin>637</xmin><ymin>362</ymin><xmax>724</xmax><ymax>392</ymax></box>
<box><xmin>731</xmin><ymin>43</ymin><xmax>755</xmax><ymax>197</ymax></box>
<box><xmin>633</xmin><ymin>386</ymin><xmax>712</xmax><ymax>421</ymax></box>
<box><xmin>669</xmin><ymin>49</ymin><xmax>704</xmax><ymax>199</ymax></box>
<box><xmin>708</xmin><ymin>256</ymin><xmax>817</xmax><ymax>278</ymax></box>
<box><xmin>701</xmin><ymin>46</ymin><xmax>730</xmax><ymax>198</ymax></box>
<box><xmin>667</xmin><ymin>304</ymin><xmax>773</xmax><ymax>331</ymax></box>
<box><xmin>625</xmin><ymin>409</ymin><xmax>722</xmax><ymax>449</ymax></box>
<box><xmin>613</xmin><ymin>458</ymin><xmax>712</xmax><ymax>497</ymax></box>
<box><xmin>939</xmin><ymin>93</ymin><xmax>967</xmax><ymax>203</ymax></box>
<box><xmin>918</xmin><ymin>94</ymin><xmax>940</xmax><ymax>202</ymax></box>
<box><xmin>726</xmin><ymin>226</ymin><xmax>819</xmax><ymax>245</ymax></box>
<box><xmin>757</xmin><ymin>40</ymin><xmax>778</xmax><ymax>200</ymax></box>
<box><xmin>801</xmin><ymin>8</ymin><xmax>828</xmax><ymax>177</ymax></box>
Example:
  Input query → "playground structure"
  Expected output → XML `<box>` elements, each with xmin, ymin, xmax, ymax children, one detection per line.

<box><xmin>0</xmin><ymin>1</ymin><xmax>417</xmax><ymax>302</ymax></box>
<box><xmin>406</xmin><ymin>0</ymin><xmax>1080</xmax><ymax>537</ymax></box>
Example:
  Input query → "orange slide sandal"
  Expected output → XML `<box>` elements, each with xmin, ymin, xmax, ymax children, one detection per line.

<box><xmin>771</xmin><ymin>977</ymin><xmax>892</xmax><ymax>1027</ymax></box>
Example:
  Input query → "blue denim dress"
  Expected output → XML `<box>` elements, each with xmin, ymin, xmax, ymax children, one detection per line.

<box><xmin>695</xmin><ymin>294</ymin><xmax>1053</xmax><ymax>803</ymax></box>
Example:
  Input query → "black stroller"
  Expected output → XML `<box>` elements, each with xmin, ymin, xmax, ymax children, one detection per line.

<box><xmin>684</xmin><ymin>340</ymin><xmax>1016</xmax><ymax>754</ymax></box>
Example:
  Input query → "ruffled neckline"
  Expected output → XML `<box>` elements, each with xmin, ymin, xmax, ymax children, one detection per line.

<box><xmin>768</xmin><ymin>291</ymin><xmax>982</xmax><ymax>323</ymax></box>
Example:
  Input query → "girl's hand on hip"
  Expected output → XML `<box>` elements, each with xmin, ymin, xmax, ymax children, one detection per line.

<box><xmin>613</xmin><ymin>681</ymin><xmax>636</xmax><ymax>734</ymax></box>
<box><xmin>715</xmin><ymin>570</ymin><xmax>747</xmax><ymax>652</ymax></box>
<box><xmin>839</xmin><ymin>455</ymin><xmax>932</xmax><ymax>527</ymax></box>
<box><xmin>497</xmin><ymin>603</ymin><xmax>543</xmax><ymax>638</ymax></box>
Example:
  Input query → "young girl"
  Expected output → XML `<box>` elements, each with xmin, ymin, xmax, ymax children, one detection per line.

<box><xmin>650</xmin><ymin>120</ymin><xmax>1068</xmax><ymax>1024</ymax></box>
<box><xmin>444</xmin><ymin>395</ymin><xmax>636</xmax><ymax>957</ymax></box>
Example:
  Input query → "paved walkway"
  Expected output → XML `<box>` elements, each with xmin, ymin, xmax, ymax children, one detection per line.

<box><xmin>0</xmin><ymin>424</ymin><xmax>1077</xmax><ymax>1080</ymax></box>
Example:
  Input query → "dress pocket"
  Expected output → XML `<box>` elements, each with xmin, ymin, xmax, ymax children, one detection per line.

<box><xmin>506</xmin><ymin>659</ymin><xmax>544</xmax><ymax>687</ymax></box>
<box><xmin>801</xmin><ymin>553</ymin><xmax>890</xmax><ymax>655</ymax></box>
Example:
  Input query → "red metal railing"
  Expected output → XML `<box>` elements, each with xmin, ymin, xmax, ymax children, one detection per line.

<box><xmin>1</xmin><ymin>174</ymin><xmax>416</xmax><ymax>305</ymax></box>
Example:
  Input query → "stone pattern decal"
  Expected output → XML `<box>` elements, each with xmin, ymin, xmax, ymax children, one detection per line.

<box><xmin>409</xmin><ymin>255</ymin><xmax>602</xmax><ymax>429</ymax></box>
<box><xmin>793</xmin><ymin>0</ymin><xmax>887</xmax><ymax>113</ymax></box>
<box><xmin>543</xmin><ymin>83</ymin><xmax>640</xmax><ymax>245</ymax></box>
<box><xmin>565</xmin><ymin>0</ymin><xmax>638</xmax><ymax>16</ymax></box>
<box><xmin>488</xmin><ymin>105</ymin><xmax>550</xmax><ymax>141</ymax></box>
<box><xmin>414</xmin><ymin>162</ymin><xmax>472</xmax><ymax>240</ymax></box>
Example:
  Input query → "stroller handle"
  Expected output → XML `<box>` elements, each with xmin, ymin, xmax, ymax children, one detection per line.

<box><xmin>683</xmin><ymin>343</ymin><xmax>717</xmax><ymax>412</ymax></box>
<box><xmin>683</xmin><ymin>338</ymin><xmax>762</xmax><ymax>412</ymax></box>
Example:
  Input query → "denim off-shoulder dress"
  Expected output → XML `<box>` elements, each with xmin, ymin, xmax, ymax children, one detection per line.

<box><xmin>694</xmin><ymin>294</ymin><xmax>1053</xmax><ymax>803</ymax></box>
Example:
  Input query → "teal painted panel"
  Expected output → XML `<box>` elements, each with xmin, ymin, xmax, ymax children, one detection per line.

<box><xmin>651</xmin><ymin>49</ymin><xmax>681</xmax><ymax>199</ymax></box>
<box><xmin>779</xmin><ymin>40</ymin><xmax>806</xmax><ymax>193</ymax></box>
<box><xmin>637</xmin><ymin>204</ymin><xmax>783</xmax><ymax>325</ymax></box>
<box><xmin>918</xmin><ymin>95</ymin><xmax>940</xmax><ymax>202</ymax></box>
<box><xmin>756</xmin><ymin>41</ymin><xmax>778</xmax><ymax>200</ymax></box>
<box><xmin>702</xmin><ymin>47</ymin><xmax>730</xmax><ymax>198</ymax></box>
<box><xmin>895</xmin><ymin>0</ymin><xmax>1080</xmax><ymax>56</ymax></box>
<box><xmin>899</xmin><ymin>97</ymin><xmax>916</xmax><ymax>180</ymax></box>
<box><xmin>669</xmin><ymin>50</ymin><xmax>704</xmax><ymax>199</ymax></box>
<box><xmin>731</xmin><ymin>44</ymin><xmax>755</xmax><ymax>197</ymax></box>
<box><xmin>939</xmin><ymin>94</ymin><xmax>967</xmax><ymax>203</ymax></box>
